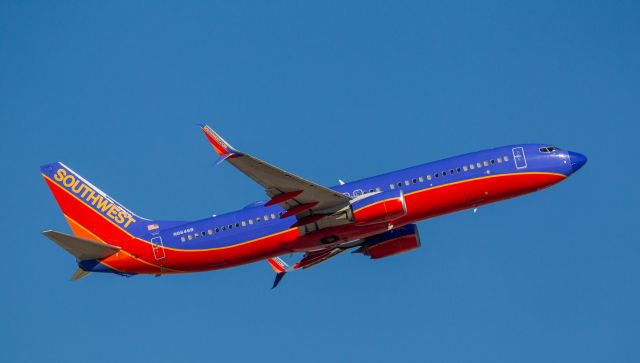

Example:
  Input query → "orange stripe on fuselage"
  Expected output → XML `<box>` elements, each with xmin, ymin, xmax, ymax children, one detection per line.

<box><xmin>64</xmin><ymin>214</ymin><xmax>167</xmax><ymax>274</ymax></box>
<box><xmin>290</xmin><ymin>172</ymin><xmax>567</xmax><ymax>251</ymax></box>
<box><xmin>43</xmin><ymin>171</ymin><xmax>565</xmax><ymax>275</ymax></box>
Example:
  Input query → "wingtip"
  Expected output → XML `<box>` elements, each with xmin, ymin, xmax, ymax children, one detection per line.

<box><xmin>272</xmin><ymin>272</ymin><xmax>286</xmax><ymax>289</ymax></box>
<box><xmin>70</xmin><ymin>268</ymin><xmax>90</xmax><ymax>281</ymax></box>
<box><xmin>199</xmin><ymin>124</ymin><xmax>237</xmax><ymax>157</ymax></box>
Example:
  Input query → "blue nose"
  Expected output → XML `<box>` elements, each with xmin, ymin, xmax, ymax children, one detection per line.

<box><xmin>568</xmin><ymin>151</ymin><xmax>587</xmax><ymax>173</ymax></box>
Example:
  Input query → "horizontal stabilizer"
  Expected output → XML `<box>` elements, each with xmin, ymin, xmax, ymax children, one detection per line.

<box><xmin>42</xmin><ymin>230</ymin><xmax>121</xmax><ymax>261</ymax></box>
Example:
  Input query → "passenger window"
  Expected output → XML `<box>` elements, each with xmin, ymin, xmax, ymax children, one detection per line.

<box><xmin>442</xmin><ymin>171</ymin><xmax>447</xmax><ymax>176</ymax></box>
<box><xmin>390</xmin><ymin>184</ymin><xmax>395</xmax><ymax>190</ymax></box>
<box><xmin>412</xmin><ymin>178</ymin><xmax>417</xmax><ymax>184</ymax></box>
<box><xmin>435</xmin><ymin>173</ymin><xmax>439</xmax><ymax>178</ymax></box>
<box><xmin>463</xmin><ymin>166</ymin><xmax>468</xmax><ymax>171</ymax></box>
<box><xmin>256</xmin><ymin>217</ymin><xmax>261</xmax><ymax>222</ymax></box>
<box><xmin>457</xmin><ymin>168</ymin><xmax>461</xmax><ymax>173</ymax></box>
<box><xmin>208</xmin><ymin>229</ymin><xmax>212</xmax><ymax>235</ymax></box>
<box><xmin>490</xmin><ymin>159</ymin><xmax>495</xmax><ymax>164</ymax></box>
<box><xmin>241</xmin><ymin>221</ymin><xmax>246</xmax><ymax>227</ymax></box>
<box><xmin>470</xmin><ymin>164</ymin><xmax>475</xmax><ymax>170</ymax></box>
<box><xmin>194</xmin><ymin>233</ymin><xmax>199</xmax><ymax>238</ymax></box>
<box><xmin>483</xmin><ymin>161</ymin><xmax>489</xmax><ymax>167</ymax></box>
<box><xmin>188</xmin><ymin>234</ymin><xmax>192</xmax><ymax>240</ymax></box>
<box><xmin>418</xmin><ymin>176</ymin><xmax>424</xmax><ymax>182</ymax></box>
<box><xmin>228</xmin><ymin>224</ymin><xmax>233</xmax><ymax>230</ymax></box>
<box><xmin>264</xmin><ymin>215</ymin><xmax>269</xmax><ymax>221</ymax></box>
<box><xmin>450</xmin><ymin>169</ymin><xmax>454</xmax><ymax>174</ymax></box>
<box><xmin>235</xmin><ymin>223</ymin><xmax>240</xmax><ymax>228</ymax></box>
<box><xmin>271</xmin><ymin>213</ymin><xmax>276</xmax><ymax>219</ymax></box>
<box><xmin>221</xmin><ymin>226</ymin><xmax>226</xmax><ymax>231</ymax></box>
<box><xmin>497</xmin><ymin>158</ymin><xmax>502</xmax><ymax>163</ymax></box>
<box><xmin>215</xmin><ymin>228</ymin><xmax>220</xmax><ymax>233</ymax></box>
<box><xmin>249</xmin><ymin>219</ymin><xmax>253</xmax><ymax>225</ymax></box>
<box><xmin>503</xmin><ymin>156</ymin><xmax>509</xmax><ymax>162</ymax></box>
<box><xmin>397</xmin><ymin>182</ymin><xmax>402</xmax><ymax>187</ymax></box>
<box><xmin>376</xmin><ymin>187</ymin><xmax>381</xmax><ymax>192</ymax></box>
<box><xmin>181</xmin><ymin>236</ymin><xmax>186</xmax><ymax>242</ymax></box>
<box><xmin>477</xmin><ymin>162</ymin><xmax>482</xmax><ymax>168</ymax></box>
<box><xmin>201</xmin><ymin>231</ymin><xmax>206</xmax><ymax>237</ymax></box>
<box><xmin>427</xmin><ymin>175</ymin><xmax>432</xmax><ymax>180</ymax></box>
<box><xmin>405</xmin><ymin>180</ymin><xmax>410</xmax><ymax>186</ymax></box>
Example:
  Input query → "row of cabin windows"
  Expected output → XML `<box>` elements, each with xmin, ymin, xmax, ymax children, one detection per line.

<box><xmin>389</xmin><ymin>155</ymin><xmax>510</xmax><ymax>190</ymax></box>
<box><xmin>180</xmin><ymin>212</ymin><xmax>280</xmax><ymax>242</ymax></box>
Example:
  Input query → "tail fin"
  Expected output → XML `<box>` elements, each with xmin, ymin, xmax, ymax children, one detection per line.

<box><xmin>40</xmin><ymin>162</ymin><xmax>148</xmax><ymax>243</ymax></box>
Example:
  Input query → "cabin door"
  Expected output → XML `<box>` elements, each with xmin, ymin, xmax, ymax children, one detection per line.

<box><xmin>512</xmin><ymin>147</ymin><xmax>528</xmax><ymax>169</ymax></box>
<box><xmin>151</xmin><ymin>236</ymin><xmax>166</xmax><ymax>260</ymax></box>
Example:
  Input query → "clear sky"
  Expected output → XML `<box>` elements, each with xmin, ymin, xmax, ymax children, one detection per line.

<box><xmin>1</xmin><ymin>1</ymin><xmax>638</xmax><ymax>362</ymax></box>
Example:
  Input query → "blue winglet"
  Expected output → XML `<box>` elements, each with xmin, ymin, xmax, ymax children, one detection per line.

<box><xmin>272</xmin><ymin>272</ymin><xmax>287</xmax><ymax>289</ymax></box>
<box><xmin>215</xmin><ymin>153</ymin><xmax>235</xmax><ymax>165</ymax></box>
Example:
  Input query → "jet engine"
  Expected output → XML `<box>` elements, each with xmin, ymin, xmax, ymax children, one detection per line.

<box><xmin>354</xmin><ymin>224</ymin><xmax>421</xmax><ymax>259</ymax></box>
<box><xmin>346</xmin><ymin>189</ymin><xmax>407</xmax><ymax>226</ymax></box>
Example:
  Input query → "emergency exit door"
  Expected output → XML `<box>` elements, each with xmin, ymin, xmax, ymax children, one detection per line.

<box><xmin>512</xmin><ymin>147</ymin><xmax>527</xmax><ymax>169</ymax></box>
<box><xmin>151</xmin><ymin>236</ymin><xmax>166</xmax><ymax>260</ymax></box>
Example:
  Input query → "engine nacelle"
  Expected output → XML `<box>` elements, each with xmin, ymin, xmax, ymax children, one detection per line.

<box><xmin>350</xmin><ymin>189</ymin><xmax>407</xmax><ymax>226</ymax></box>
<box><xmin>356</xmin><ymin>224</ymin><xmax>421</xmax><ymax>259</ymax></box>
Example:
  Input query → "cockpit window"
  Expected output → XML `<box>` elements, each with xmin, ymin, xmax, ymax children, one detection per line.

<box><xmin>539</xmin><ymin>146</ymin><xmax>559</xmax><ymax>153</ymax></box>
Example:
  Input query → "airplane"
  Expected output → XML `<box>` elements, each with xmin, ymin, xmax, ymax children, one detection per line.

<box><xmin>40</xmin><ymin>125</ymin><xmax>587</xmax><ymax>287</ymax></box>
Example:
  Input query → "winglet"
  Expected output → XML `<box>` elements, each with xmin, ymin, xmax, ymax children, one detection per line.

<box><xmin>267</xmin><ymin>257</ymin><xmax>291</xmax><ymax>289</ymax></box>
<box><xmin>272</xmin><ymin>272</ymin><xmax>286</xmax><ymax>289</ymax></box>
<box><xmin>70</xmin><ymin>268</ymin><xmax>90</xmax><ymax>281</ymax></box>
<box><xmin>199</xmin><ymin>124</ymin><xmax>239</xmax><ymax>157</ymax></box>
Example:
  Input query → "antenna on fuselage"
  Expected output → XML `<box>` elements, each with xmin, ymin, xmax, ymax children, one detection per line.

<box><xmin>338</xmin><ymin>179</ymin><xmax>345</xmax><ymax>185</ymax></box>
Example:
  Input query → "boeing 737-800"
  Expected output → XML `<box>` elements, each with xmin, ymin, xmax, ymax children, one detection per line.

<box><xmin>41</xmin><ymin>125</ymin><xmax>587</xmax><ymax>287</ymax></box>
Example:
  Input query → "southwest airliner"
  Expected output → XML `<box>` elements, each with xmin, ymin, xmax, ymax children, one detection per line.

<box><xmin>41</xmin><ymin>125</ymin><xmax>587</xmax><ymax>287</ymax></box>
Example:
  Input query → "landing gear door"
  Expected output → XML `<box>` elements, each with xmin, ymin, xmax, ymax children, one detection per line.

<box><xmin>512</xmin><ymin>147</ymin><xmax>527</xmax><ymax>169</ymax></box>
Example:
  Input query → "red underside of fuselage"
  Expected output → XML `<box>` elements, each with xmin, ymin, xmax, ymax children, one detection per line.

<box><xmin>289</xmin><ymin>172</ymin><xmax>566</xmax><ymax>252</ymax></box>
<box><xmin>46</xmin><ymin>172</ymin><xmax>565</xmax><ymax>275</ymax></box>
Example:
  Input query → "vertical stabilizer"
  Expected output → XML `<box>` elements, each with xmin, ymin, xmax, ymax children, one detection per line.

<box><xmin>40</xmin><ymin>162</ymin><xmax>149</xmax><ymax>243</ymax></box>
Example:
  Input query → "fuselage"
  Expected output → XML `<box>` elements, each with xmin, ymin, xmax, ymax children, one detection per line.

<box><xmin>72</xmin><ymin>144</ymin><xmax>586</xmax><ymax>276</ymax></box>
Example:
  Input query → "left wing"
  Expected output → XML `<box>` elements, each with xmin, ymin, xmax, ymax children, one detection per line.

<box><xmin>267</xmin><ymin>246</ymin><xmax>350</xmax><ymax>288</ymax></box>
<box><xmin>200</xmin><ymin>124</ymin><xmax>351</xmax><ymax>225</ymax></box>
<box><xmin>266</xmin><ymin>224</ymin><xmax>422</xmax><ymax>288</ymax></box>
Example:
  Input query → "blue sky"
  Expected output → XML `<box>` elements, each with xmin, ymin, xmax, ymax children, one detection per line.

<box><xmin>1</xmin><ymin>1</ymin><xmax>638</xmax><ymax>362</ymax></box>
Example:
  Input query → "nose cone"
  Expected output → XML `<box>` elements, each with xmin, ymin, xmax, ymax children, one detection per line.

<box><xmin>568</xmin><ymin>151</ymin><xmax>587</xmax><ymax>173</ymax></box>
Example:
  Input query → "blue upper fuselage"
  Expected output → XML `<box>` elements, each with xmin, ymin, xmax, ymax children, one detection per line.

<box><xmin>151</xmin><ymin>144</ymin><xmax>586</xmax><ymax>250</ymax></box>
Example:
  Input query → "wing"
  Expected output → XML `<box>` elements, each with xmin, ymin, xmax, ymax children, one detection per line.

<box><xmin>266</xmin><ymin>247</ymin><xmax>348</xmax><ymax>288</ymax></box>
<box><xmin>293</xmin><ymin>247</ymin><xmax>347</xmax><ymax>270</ymax></box>
<box><xmin>200</xmin><ymin>124</ymin><xmax>350</xmax><ymax>223</ymax></box>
